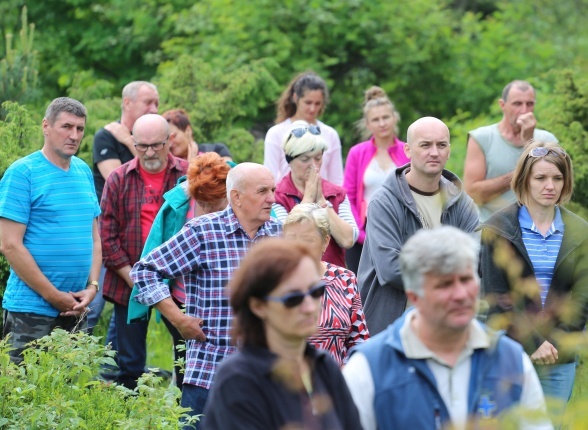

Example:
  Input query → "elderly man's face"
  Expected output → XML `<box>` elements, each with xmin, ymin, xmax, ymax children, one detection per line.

<box><xmin>237</xmin><ymin>169</ymin><xmax>276</xmax><ymax>226</ymax></box>
<box><xmin>134</xmin><ymin>131</ymin><xmax>170</xmax><ymax>173</ymax></box>
<box><xmin>411</xmin><ymin>266</ymin><xmax>479</xmax><ymax>333</ymax></box>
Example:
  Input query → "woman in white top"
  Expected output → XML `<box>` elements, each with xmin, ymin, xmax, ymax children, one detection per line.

<box><xmin>264</xmin><ymin>72</ymin><xmax>344</xmax><ymax>185</ymax></box>
<box><xmin>343</xmin><ymin>86</ymin><xmax>409</xmax><ymax>274</ymax></box>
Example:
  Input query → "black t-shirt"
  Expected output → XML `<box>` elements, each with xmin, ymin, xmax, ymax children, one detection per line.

<box><xmin>199</xmin><ymin>142</ymin><xmax>232</xmax><ymax>158</ymax></box>
<box><xmin>92</xmin><ymin>127</ymin><xmax>134</xmax><ymax>202</ymax></box>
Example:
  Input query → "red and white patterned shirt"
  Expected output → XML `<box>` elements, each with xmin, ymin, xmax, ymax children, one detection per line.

<box><xmin>308</xmin><ymin>262</ymin><xmax>370</xmax><ymax>366</ymax></box>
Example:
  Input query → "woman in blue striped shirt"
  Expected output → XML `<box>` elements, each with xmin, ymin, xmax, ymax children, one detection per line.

<box><xmin>479</xmin><ymin>141</ymin><xmax>588</xmax><ymax>421</ymax></box>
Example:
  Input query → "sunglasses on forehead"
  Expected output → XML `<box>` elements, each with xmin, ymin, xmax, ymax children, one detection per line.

<box><xmin>264</xmin><ymin>281</ymin><xmax>326</xmax><ymax>308</ymax></box>
<box><xmin>528</xmin><ymin>147</ymin><xmax>567</xmax><ymax>158</ymax></box>
<box><xmin>289</xmin><ymin>124</ymin><xmax>321</xmax><ymax>139</ymax></box>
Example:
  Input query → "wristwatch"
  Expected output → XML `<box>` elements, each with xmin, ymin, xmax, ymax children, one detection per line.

<box><xmin>87</xmin><ymin>280</ymin><xmax>100</xmax><ymax>292</ymax></box>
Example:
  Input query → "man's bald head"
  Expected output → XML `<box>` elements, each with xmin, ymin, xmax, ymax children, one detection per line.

<box><xmin>406</xmin><ymin>117</ymin><xmax>450</xmax><ymax>147</ymax></box>
<box><xmin>132</xmin><ymin>114</ymin><xmax>171</xmax><ymax>173</ymax></box>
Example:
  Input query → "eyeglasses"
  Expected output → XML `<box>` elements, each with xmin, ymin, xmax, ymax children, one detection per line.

<box><xmin>290</xmin><ymin>125</ymin><xmax>321</xmax><ymax>139</ymax></box>
<box><xmin>134</xmin><ymin>139</ymin><xmax>168</xmax><ymax>152</ymax></box>
<box><xmin>264</xmin><ymin>281</ymin><xmax>326</xmax><ymax>308</ymax></box>
<box><xmin>528</xmin><ymin>147</ymin><xmax>567</xmax><ymax>159</ymax></box>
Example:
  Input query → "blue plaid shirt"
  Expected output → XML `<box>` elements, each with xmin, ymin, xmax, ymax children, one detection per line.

<box><xmin>131</xmin><ymin>206</ymin><xmax>282</xmax><ymax>389</ymax></box>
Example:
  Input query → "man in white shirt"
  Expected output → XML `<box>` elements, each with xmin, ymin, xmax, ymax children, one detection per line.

<box><xmin>344</xmin><ymin>226</ymin><xmax>552</xmax><ymax>430</ymax></box>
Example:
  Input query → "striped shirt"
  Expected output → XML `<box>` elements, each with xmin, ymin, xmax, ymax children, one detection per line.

<box><xmin>518</xmin><ymin>206</ymin><xmax>564</xmax><ymax>307</ymax></box>
<box><xmin>130</xmin><ymin>206</ymin><xmax>282</xmax><ymax>389</ymax></box>
<box><xmin>0</xmin><ymin>151</ymin><xmax>100</xmax><ymax>317</ymax></box>
<box><xmin>272</xmin><ymin>196</ymin><xmax>359</xmax><ymax>242</ymax></box>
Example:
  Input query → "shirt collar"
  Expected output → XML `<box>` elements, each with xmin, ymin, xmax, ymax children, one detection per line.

<box><xmin>224</xmin><ymin>206</ymin><xmax>281</xmax><ymax>238</ymax></box>
<box><xmin>400</xmin><ymin>309</ymin><xmax>490</xmax><ymax>365</ymax></box>
<box><xmin>518</xmin><ymin>205</ymin><xmax>565</xmax><ymax>235</ymax></box>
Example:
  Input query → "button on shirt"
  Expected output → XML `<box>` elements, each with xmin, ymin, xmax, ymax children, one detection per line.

<box><xmin>131</xmin><ymin>206</ymin><xmax>282</xmax><ymax>389</ymax></box>
<box><xmin>518</xmin><ymin>206</ymin><xmax>564</xmax><ymax>307</ymax></box>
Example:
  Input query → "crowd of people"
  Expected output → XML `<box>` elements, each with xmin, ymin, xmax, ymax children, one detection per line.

<box><xmin>1</xmin><ymin>74</ymin><xmax>587</xmax><ymax>430</ymax></box>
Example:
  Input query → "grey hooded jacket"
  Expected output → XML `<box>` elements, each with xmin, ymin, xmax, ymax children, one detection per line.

<box><xmin>357</xmin><ymin>164</ymin><xmax>479</xmax><ymax>335</ymax></box>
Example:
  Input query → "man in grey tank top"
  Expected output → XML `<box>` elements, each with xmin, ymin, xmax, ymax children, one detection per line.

<box><xmin>463</xmin><ymin>80</ymin><xmax>557</xmax><ymax>222</ymax></box>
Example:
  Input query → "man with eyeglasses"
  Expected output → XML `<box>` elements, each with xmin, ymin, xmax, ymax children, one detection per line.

<box><xmin>88</xmin><ymin>81</ymin><xmax>159</xmax><ymax>337</ymax></box>
<box><xmin>130</xmin><ymin>162</ymin><xmax>281</xmax><ymax>427</ymax></box>
<box><xmin>99</xmin><ymin>114</ymin><xmax>188</xmax><ymax>389</ymax></box>
<box><xmin>463</xmin><ymin>80</ymin><xmax>558</xmax><ymax>222</ymax></box>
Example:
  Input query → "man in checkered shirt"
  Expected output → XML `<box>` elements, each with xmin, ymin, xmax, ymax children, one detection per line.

<box><xmin>130</xmin><ymin>162</ymin><xmax>281</xmax><ymax>425</ymax></box>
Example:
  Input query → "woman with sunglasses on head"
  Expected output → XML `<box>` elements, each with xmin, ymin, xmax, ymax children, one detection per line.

<box><xmin>202</xmin><ymin>238</ymin><xmax>362</xmax><ymax>430</ymax></box>
<box><xmin>283</xmin><ymin>203</ymin><xmax>369</xmax><ymax>367</ymax></box>
<box><xmin>480</xmin><ymin>141</ymin><xmax>588</xmax><ymax>419</ymax></box>
<box><xmin>343</xmin><ymin>86</ymin><xmax>410</xmax><ymax>274</ymax></box>
<box><xmin>162</xmin><ymin>109</ymin><xmax>233</xmax><ymax>162</ymax></box>
<box><xmin>264</xmin><ymin>71</ymin><xmax>344</xmax><ymax>186</ymax></box>
<box><xmin>273</xmin><ymin>120</ymin><xmax>359</xmax><ymax>268</ymax></box>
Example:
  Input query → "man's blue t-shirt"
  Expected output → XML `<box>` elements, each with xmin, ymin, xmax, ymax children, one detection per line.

<box><xmin>0</xmin><ymin>151</ymin><xmax>100</xmax><ymax>317</ymax></box>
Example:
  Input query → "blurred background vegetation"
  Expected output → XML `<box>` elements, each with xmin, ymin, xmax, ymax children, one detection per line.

<box><xmin>1</xmin><ymin>0</ymin><xmax>588</xmax><ymax>424</ymax></box>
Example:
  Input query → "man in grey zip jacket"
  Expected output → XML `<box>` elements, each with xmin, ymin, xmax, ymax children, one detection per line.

<box><xmin>357</xmin><ymin>117</ymin><xmax>479</xmax><ymax>335</ymax></box>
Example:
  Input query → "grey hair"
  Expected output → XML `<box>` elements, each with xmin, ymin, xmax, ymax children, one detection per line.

<box><xmin>226</xmin><ymin>162</ymin><xmax>262</xmax><ymax>201</ymax></box>
<box><xmin>44</xmin><ymin>97</ymin><xmax>87</xmax><ymax>124</ymax></box>
<box><xmin>283</xmin><ymin>203</ymin><xmax>330</xmax><ymax>243</ymax></box>
<box><xmin>282</xmin><ymin>120</ymin><xmax>329</xmax><ymax>161</ymax></box>
<box><xmin>400</xmin><ymin>226</ymin><xmax>479</xmax><ymax>297</ymax></box>
<box><xmin>501</xmin><ymin>80</ymin><xmax>535</xmax><ymax>102</ymax></box>
<box><xmin>121</xmin><ymin>81</ymin><xmax>157</xmax><ymax>108</ymax></box>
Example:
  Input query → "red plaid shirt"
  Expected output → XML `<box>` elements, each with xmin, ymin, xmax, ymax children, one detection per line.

<box><xmin>100</xmin><ymin>154</ymin><xmax>188</xmax><ymax>306</ymax></box>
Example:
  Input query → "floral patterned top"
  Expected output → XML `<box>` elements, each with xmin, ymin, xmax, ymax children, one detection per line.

<box><xmin>308</xmin><ymin>262</ymin><xmax>370</xmax><ymax>366</ymax></box>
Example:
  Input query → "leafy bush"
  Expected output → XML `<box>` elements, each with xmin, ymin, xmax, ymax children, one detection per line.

<box><xmin>0</xmin><ymin>329</ymin><xmax>197</xmax><ymax>428</ymax></box>
<box><xmin>0</xmin><ymin>7</ymin><xmax>41</xmax><ymax>119</ymax></box>
<box><xmin>536</xmin><ymin>70</ymin><xmax>588</xmax><ymax>210</ymax></box>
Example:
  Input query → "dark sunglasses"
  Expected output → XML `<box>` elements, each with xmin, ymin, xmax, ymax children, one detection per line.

<box><xmin>290</xmin><ymin>125</ymin><xmax>321</xmax><ymax>139</ymax></box>
<box><xmin>264</xmin><ymin>281</ymin><xmax>326</xmax><ymax>308</ymax></box>
<box><xmin>528</xmin><ymin>147</ymin><xmax>567</xmax><ymax>159</ymax></box>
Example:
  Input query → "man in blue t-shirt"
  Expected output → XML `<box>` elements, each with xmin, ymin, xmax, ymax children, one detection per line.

<box><xmin>0</xmin><ymin>97</ymin><xmax>101</xmax><ymax>364</ymax></box>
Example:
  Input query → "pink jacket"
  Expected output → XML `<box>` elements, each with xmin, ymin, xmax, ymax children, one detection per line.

<box><xmin>343</xmin><ymin>136</ymin><xmax>409</xmax><ymax>244</ymax></box>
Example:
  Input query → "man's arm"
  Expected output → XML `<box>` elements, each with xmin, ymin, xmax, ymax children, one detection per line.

<box><xmin>154</xmin><ymin>297</ymin><xmax>205</xmax><ymax>340</ymax></box>
<box><xmin>97</xmin><ymin>159</ymin><xmax>123</xmax><ymax>181</ymax></box>
<box><xmin>100</xmin><ymin>172</ymin><xmax>133</xmax><ymax>273</ymax></box>
<box><xmin>363</xmin><ymin>196</ymin><xmax>406</xmax><ymax>291</ymax></box>
<box><xmin>0</xmin><ymin>218</ymin><xmax>79</xmax><ymax>313</ymax></box>
<box><xmin>94</xmin><ymin>126</ymin><xmax>135</xmax><ymax>181</ymax></box>
<box><xmin>104</xmin><ymin>122</ymin><xmax>138</xmax><ymax>157</ymax></box>
<box><xmin>463</xmin><ymin>136</ymin><xmax>512</xmax><ymax>205</ymax></box>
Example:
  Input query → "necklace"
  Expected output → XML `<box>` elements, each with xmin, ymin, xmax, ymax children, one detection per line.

<box><xmin>300</xmin><ymin>368</ymin><xmax>318</xmax><ymax>415</ymax></box>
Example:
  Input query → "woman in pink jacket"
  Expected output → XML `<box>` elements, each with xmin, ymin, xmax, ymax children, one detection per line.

<box><xmin>343</xmin><ymin>87</ymin><xmax>409</xmax><ymax>274</ymax></box>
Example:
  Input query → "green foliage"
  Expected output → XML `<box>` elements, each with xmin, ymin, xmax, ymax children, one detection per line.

<box><xmin>0</xmin><ymin>329</ymin><xmax>197</xmax><ymax>428</ymax></box>
<box><xmin>0</xmin><ymin>7</ymin><xmax>40</xmax><ymax>118</ymax></box>
<box><xmin>67</xmin><ymin>71</ymin><xmax>121</xmax><ymax>166</ymax></box>
<box><xmin>0</xmin><ymin>101</ymin><xmax>40</xmax><ymax>177</ymax></box>
<box><xmin>154</xmin><ymin>55</ymin><xmax>281</xmax><ymax>163</ymax></box>
<box><xmin>534</xmin><ymin>70</ymin><xmax>588</xmax><ymax>209</ymax></box>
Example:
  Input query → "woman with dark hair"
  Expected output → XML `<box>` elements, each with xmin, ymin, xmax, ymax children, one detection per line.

<box><xmin>127</xmin><ymin>152</ymin><xmax>232</xmax><ymax>388</ymax></box>
<box><xmin>480</xmin><ymin>141</ymin><xmax>588</xmax><ymax>420</ymax></box>
<box><xmin>202</xmin><ymin>238</ymin><xmax>361</xmax><ymax>429</ymax></box>
<box><xmin>264</xmin><ymin>72</ymin><xmax>344</xmax><ymax>185</ymax></box>
<box><xmin>162</xmin><ymin>109</ymin><xmax>232</xmax><ymax>162</ymax></box>
<box><xmin>343</xmin><ymin>86</ymin><xmax>409</xmax><ymax>274</ymax></box>
<box><xmin>273</xmin><ymin>120</ymin><xmax>358</xmax><ymax>268</ymax></box>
